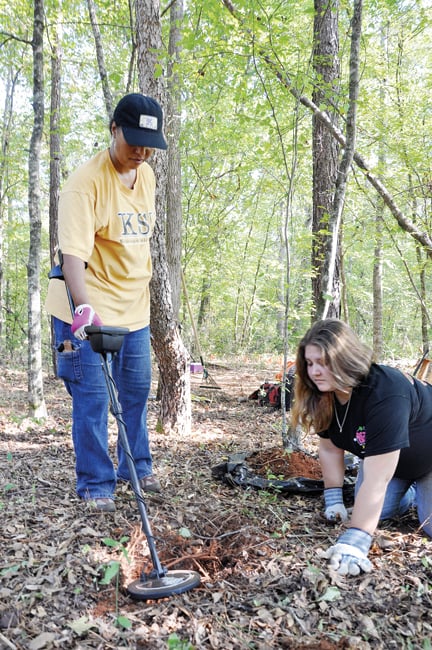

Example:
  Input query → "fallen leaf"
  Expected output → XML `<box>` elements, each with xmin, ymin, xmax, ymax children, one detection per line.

<box><xmin>28</xmin><ymin>632</ymin><xmax>56</xmax><ymax>650</ymax></box>
<box><xmin>68</xmin><ymin>616</ymin><xmax>97</xmax><ymax>636</ymax></box>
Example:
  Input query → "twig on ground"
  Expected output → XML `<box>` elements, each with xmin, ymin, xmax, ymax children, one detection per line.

<box><xmin>0</xmin><ymin>632</ymin><xmax>17</xmax><ymax>650</ymax></box>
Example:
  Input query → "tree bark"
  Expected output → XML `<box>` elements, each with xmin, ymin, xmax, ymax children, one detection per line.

<box><xmin>372</xmin><ymin>207</ymin><xmax>384</xmax><ymax>360</ymax></box>
<box><xmin>0</xmin><ymin>71</ymin><xmax>17</xmax><ymax>346</ymax></box>
<box><xmin>136</xmin><ymin>0</ymin><xmax>191</xmax><ymax>435</ymax></box>
<box><xmin>48</xmin><ymin>21</ymin><xmax>62</xmax><ymax>371</ymax></box>
<box><xmin>166</xmin><ymin>0</ymin><xmax>184</xmax><ymax>319</ymax></box>
<box><xmin>49</xmin><ymin>29</ymin><xmax>61</xmax><ymax>268</ymax></box>
<box><xmin>311</xmin><ymin>0</ymin><xmax>340</xmax><ymax>320</ymax></box>
<box><xmin>321</xmin><ymin>0</ymin><xmax>363</xmax><ymax>319</ymax></box>
<box><xmin>27</xmin><ymin>0</ymin><xmax>46</xmax><ymax>418</ymax></box>
<box><xmin>125</xmin><ymin>0</ymin><xmax>137</xmax><ymax>92</ymax></box>
<box><xmin>373</xmin><ymin>45</ymin><xmax>385</xmax><ymax>361</ymax></box>
<box><xmin>87</xmin><ymin>0</ymin><xmax>113</xmax><ymax>116</ymax></box>
<box><xmin>417</xmin><ymin>245</ymin><xmax>429</xmax><ymax>353</ymax></box>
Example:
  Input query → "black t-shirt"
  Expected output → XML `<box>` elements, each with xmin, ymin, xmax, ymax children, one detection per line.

<box><xmin>318</xmin><ymin>364</ymin><xmax>432</xmax><ymax>480</ymax></box>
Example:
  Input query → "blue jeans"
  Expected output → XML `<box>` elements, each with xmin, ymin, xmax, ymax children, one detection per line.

<box><xmin>355</xmin><ymin>461</ymin><xmax>432</xmax><ymax>537</ymax></box>
<box><xmin>53</xmin><ymin>318</ymin><xmax>153</xmax><ymax>500</ymax></box>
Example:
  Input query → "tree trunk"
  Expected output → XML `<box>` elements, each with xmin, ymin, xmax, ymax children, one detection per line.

<box><xmin>417</xmin><ymin>246</ymin><xmax>429</xmax><ymax>354</ymax></box>
<box><xmin>27</xmin><ymin>0</ymin><xmax>46</xmax><ymax>418</ymax></box>
<box><xmin>166</xmin><ymin>0</ymin><xmax>184</xmax><ymax>319</ymax></box>
<box><xmin>311</xmin><ymin>0</ymin><xmax>340</xmax><ymax>320</ymax></box>
<box><xmin>312</xmin><ymin>0</ymin><xmax>363</xmax><ymax>321</ymax></box>
<box><xmin>0</xmin><ymin>70</ymin><xmax>17</xmax><ymax>347</ymax></box>
<box><xmin>87</xmin><ymin>0</ymin><xmax>113</xmax><ymax>115</ymax></box>
<box><xmin>136</xmin><ymin>0</ymin><xmax>191</xmax><ymax>435</ymax></box>
<box><xmin>125</xmin><ymin>0</ymin><xmax>137</xmax><ymax>92</ymax></box>
<box><xmin>372</xmin><ymin>206</ymin><xmax>384</xmax><ymax>360</ymax></box>
<box><xmin>277</xmin><ymin>200</ymin><xmax>288</xmax><ymax>342</ymax></box>
<box><xmin>49</xmin><ymin>22</ymin><xmax>62</xmax><ymax>371</ymax></box>
<box><xmin>373</xmin><ymin>54</ymin><xmax>386</xmax><ymax>360</ymax></box>
<box><xmin>197</xmin><ymin>276</ymin><xmax>210</xmax><ymax>330</ymax></box>
<box><xmin>49</xmin><ymin>27</ymin><xmax>62</xmax><ymax>266</ymax></box>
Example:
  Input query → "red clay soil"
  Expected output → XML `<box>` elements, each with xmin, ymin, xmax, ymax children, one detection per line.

<box><xmin>247</xmin><ymin>448</ymin><xmax>322</xmax><ymax>480</ymax></box>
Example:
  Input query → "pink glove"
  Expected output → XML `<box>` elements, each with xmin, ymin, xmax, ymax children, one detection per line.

<box><xmin>71</xmin><ymin>304</ymin><xmax>103</xmax><ymax>340</ymax></box>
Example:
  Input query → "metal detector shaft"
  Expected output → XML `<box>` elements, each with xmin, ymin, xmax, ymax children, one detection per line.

<box><xmin>100</xmin><ymin>351</ymin><xmax>166</xmax><ymax>578</ymax></box>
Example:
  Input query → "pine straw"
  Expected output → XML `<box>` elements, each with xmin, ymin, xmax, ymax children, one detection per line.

<box><xmin>0</xmin><ymin>362</ymin><xmax>431</xmax><ymax>649</ymax></box>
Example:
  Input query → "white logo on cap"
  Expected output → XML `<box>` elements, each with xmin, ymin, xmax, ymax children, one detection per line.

<box><xmin>139</xmin><ymin>114</ymin><xmax>158</xmax><ymax>131</ymax></box>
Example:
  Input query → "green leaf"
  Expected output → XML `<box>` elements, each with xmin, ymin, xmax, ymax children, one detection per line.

<box><xmin>102</xmin><ymin>537</ymin><xmax>119</xmax><ymax>548</ymax></box>
<box><xmin>99</xmin><ymin>560</ymin><xmax>120</xmax><ymax>584</ymax></box>
<box><xmin>116</xmin><ymin>615</ymin><xmax>132</xmax><ymax>630</ymax></box>
<box><xmin>178</xmin><ymin>527</ymin><xmax>192</xmax><ymax>538</ymax></box>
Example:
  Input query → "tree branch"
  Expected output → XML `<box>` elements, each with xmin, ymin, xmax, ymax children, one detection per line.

<box><xmin>0</xmin><ymin>31</ymin><xmax>32</xmax><ymax>46</ymax></box>
<box><xmin>221</xmin><ymin>0</ymin><xmax>432</xmax><ymax>258</ymax></box>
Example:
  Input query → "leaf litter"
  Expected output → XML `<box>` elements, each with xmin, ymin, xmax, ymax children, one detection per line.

<box><xmin>0</xmin><ymin>360</ymin><xmax>431</xmax><ymax>649</ymax></box>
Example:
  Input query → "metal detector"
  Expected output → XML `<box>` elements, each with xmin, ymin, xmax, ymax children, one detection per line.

<box><xmin>49</xmin><ymin>256</ymin><xmax>200</xmax><ymax>599</ymax></box>
<box><xmin>85</xmin><ymin>324</ymin><xmax>201</xmax><ymax>600</ymax></box>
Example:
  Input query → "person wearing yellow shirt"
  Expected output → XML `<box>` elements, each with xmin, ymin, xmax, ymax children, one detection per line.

<box><xmin>46</xmin><ymin>93</ymin><xmax>167</xmax><ymax>512</ymax></box>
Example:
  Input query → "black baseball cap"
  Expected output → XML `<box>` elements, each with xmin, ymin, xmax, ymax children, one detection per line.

<box><xmin>113</xmin><ymin>93</ymin><xmax>167</xmax><ymax>150</ymax></box>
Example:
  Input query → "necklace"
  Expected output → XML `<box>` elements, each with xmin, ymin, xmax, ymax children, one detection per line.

<box><xmin>333</xmin><ymin>393</ymin><xmax>352</xmax><ymax>433</ymax></box>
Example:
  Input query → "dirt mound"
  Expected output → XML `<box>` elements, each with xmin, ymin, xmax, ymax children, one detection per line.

<box><xmin>247</xmin><ymin>448</ymin><xmax>322</xmax><ymax>480</ymax></box>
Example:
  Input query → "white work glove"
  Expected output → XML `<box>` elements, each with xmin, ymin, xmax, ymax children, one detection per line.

<box><xmin>324</xmin><ymin>487</ymin><xmax>348</xmax><ymax>523</ymax></box>
<box><xmin>71</xmin><ymin>304</ymin><xmax>103</xmax><ymax>340</ymax></box>
<box><xmin>321</xmin><ymin>527</ymin><xmax>373</xmax><ymax>576</ymax></box>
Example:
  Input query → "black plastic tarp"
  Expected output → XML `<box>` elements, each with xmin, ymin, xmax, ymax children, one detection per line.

<box><xmin>211</xmin><ymin>451</ymin><xmax>357</xmax><ymax>496</ymax></box>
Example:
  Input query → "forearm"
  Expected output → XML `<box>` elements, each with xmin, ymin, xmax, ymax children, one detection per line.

<box><xmin>319</xmin><ymin>441</ymin><xmax>345</xmax><ymax>488</ymax></box>
<box><xmin>61</xmin><ymin>254</ymin><xmax>90</xmax><ymax>307</ymax></box>
<box><xmin>350</xmin><ymin>480</ymin><xmax>388</xmax><ymax>535</ymax></box>
<box><xmin>320</xmin><ymin>451</ymin><xmax>400</xmax><ymax>577</ymax></box>
<box><xmin>62</xmin><ymin>255</ymin><xmax>103</xmax><ymax>339</ymax></box>
<box><xmin>350</xmin><ymin>451</ymin><xmax>400</xmax><ymax>535</ymax></box>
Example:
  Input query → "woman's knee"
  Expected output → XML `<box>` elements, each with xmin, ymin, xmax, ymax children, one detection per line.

<box><xmin>379</xmin><ymin>479</ymin><xmax>415</xmax><ymax>520</ymax></box>
<box><xmin>416</xmin><ymin>471</ymin><xmax>432</xmax><ymax>537</ymax></box>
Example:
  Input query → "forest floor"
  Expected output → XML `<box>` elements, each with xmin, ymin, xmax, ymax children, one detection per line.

<box><xmin>0</xmin><ymin>355</ymin><xmax>431</xmax><ymax>650</ymax></box>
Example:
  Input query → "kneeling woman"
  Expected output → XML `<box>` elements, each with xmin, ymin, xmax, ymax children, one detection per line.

<box><xmin>292</xmin><ymin>319</ymin><xmax>432</xmax><ymax>576</ymax></box>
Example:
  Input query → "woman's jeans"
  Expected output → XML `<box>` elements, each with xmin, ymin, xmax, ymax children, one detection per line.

<box><xmin>53</xmin><ymin>318</ymin><xmax>153</xmax><ymax>500</ymax></box>
<box><xmin>355</xmin><ymin>461</ymin><xmax>432</xmax><ymax>537</ymax></box>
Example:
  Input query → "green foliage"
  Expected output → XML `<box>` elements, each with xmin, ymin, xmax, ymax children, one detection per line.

<box><xmin>167</xmin><ymin>633</ymin><xmax>195</xmax><ymax>650</ymax></box>
<box><xmin>179</xmin><ymin>2</ymin><xmax>313</xmax><ymax>352</ymax></box>
<box><xmin>98</xmin><ymin>559</ymin><xmax>121</xmax><ymax>586</ymax></box>
<box><xmin>1</xmin><ymin>0</ymin><xmax>432</xmax><ymax>362</ymax></box>
<box><xmin>97</xmin><ymin>536</ymin><xmax>131</xmax><ymax>629</ymax></box>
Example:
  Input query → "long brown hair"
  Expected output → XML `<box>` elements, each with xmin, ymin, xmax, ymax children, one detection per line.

<box><xmin>291</xmin><ymin>319</ymin><xmax>373</xmax><ymax>433</ymax></box>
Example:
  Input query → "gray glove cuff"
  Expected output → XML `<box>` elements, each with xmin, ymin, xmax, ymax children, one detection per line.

<box><xmin>324</xmin><ymin>487</ymin><xmax>344</xmax><ymax>509</ymax></box>
<box><xmin>338</xmin><ymin>527</ymin><xmax>372</xmax><ymax>555</ymax></box>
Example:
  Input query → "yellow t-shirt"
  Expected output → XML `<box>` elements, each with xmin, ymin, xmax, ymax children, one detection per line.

<box><xmin>45</xmin><ymin>149</ymin><xmax>156</xmax><ymax>330</ymax></box>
